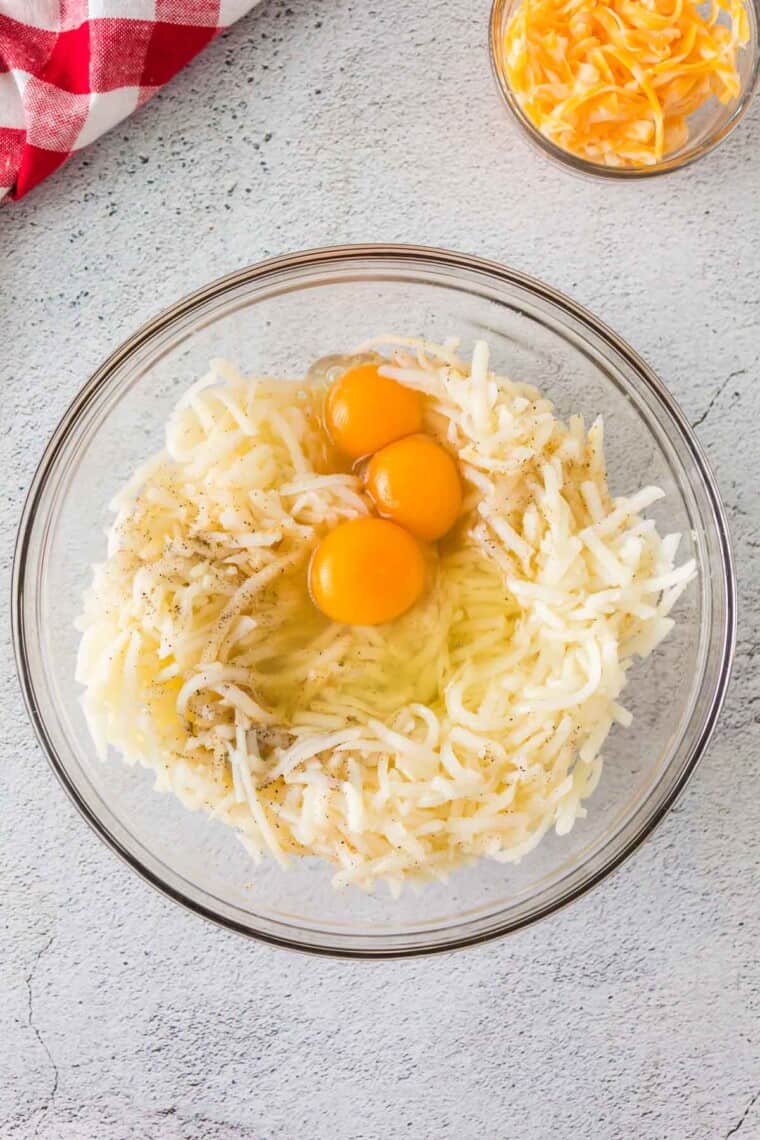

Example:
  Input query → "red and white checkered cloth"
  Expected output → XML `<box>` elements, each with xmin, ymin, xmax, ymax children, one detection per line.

<box><xmin>0</xmin><ymin>0</ymin><xmax>257</xmax><ymax>201</ymax></box>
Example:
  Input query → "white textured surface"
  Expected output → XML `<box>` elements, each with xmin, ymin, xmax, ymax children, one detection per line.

<box><xmin>1</xmin><ymin>1</ymin><xmax>759</xmax><ymax>1136</ymax></box>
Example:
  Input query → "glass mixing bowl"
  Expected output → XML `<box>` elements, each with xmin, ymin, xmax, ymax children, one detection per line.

<box><xmin>13</xmin><ymin>246</ymin><xmax>735</xmax><ymax>957</ymax></box>
<box><xmin>490</xmin><ymin>0</ymin><xmax>760</xmax><ymax>179</ymax></box>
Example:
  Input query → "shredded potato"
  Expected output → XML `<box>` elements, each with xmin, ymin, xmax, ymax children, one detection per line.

<box><xmin>501</xmin><ymin>0</ymin><xmax>750</xmax><ymax>166</ymax></box>
<box><xmin>76</xmin><ymin>340</ymin><xmax>695</xmax><ymax>893</ymax></box>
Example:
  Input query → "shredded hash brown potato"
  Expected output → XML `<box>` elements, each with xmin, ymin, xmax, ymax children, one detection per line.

<box><xmin>76</xmin><ymin>339</ymin><xmax>696</xmax><ymax>893</ymax></box>
<box><xmin>501</xmin><ymin>0</ymin><xmax>750</xmax><ymax>167</ymax></box>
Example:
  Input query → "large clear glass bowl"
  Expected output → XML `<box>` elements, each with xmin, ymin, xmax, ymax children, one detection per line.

<box><xmin>12</xmin><ymin>246</ymin><xmax>736</xmax><ymax>957</ymax></box>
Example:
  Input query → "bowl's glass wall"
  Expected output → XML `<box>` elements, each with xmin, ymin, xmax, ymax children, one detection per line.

<box><xmin>15</xmin><ymin>251</ymin><xmax>733</xmax><ymax>954</ymax></box>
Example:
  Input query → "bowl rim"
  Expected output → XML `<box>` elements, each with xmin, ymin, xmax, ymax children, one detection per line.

<box><xmin>488</xmin><ymin>0</ymin><xmax>760</xmax><ymax>180</ymax></box>
<box><xmin>12</xmin><ymin>243</ymin><xmax>737</xmax><ymax>958</ymax></box>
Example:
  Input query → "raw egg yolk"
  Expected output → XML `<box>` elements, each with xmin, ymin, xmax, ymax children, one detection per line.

<box><xmin>309</xmin><ymin>517</ymin><xmax>426</xmax><ymax>626</ymax></box>
<box><xmin>366</xmin><ymin>433</ymin><xmax>462</xmax><ymax>542</ymax></box>
<box><xmin>324</xmin><ymin>363</ymin><xmax>423</xmax><ymax>460</ymax></box>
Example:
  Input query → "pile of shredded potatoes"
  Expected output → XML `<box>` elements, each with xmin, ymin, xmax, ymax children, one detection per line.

<box><xmin>501</xmin><ymin>0</ymin><xmax>750</xmax><ymax>167</ymax></box>
<box><xmin>76</xmin><ymin>338</ymin><xmax>695</xmax><ymax>893</ymax></box>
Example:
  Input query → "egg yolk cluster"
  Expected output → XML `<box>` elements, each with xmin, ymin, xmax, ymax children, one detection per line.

<box><xmin>309</xmin><ymin>363</ymin><xmax>463</xmax><ymax>626</ymax></box>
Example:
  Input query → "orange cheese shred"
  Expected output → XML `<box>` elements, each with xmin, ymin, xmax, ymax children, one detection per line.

<box><xmin>501</xmin><ymin>0</ymin><xmax>750</xmax><ymax>167</ymax></box>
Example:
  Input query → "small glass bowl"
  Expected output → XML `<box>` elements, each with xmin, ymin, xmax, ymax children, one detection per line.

<box><xmin>12</xmin><ymin>246</ymin><xmax>736</xmax><ymax>957</ymax></box>
<box><xmin>490</xmin><ymin>0</ymin><xmax>760</xmax><ymax>179</ymax></box>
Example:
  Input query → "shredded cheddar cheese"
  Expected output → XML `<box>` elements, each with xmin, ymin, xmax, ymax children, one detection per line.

<box><xmin>501</xmin><ymin>0</ymin><xmax>750</xmax><ymax>167</ymax></box>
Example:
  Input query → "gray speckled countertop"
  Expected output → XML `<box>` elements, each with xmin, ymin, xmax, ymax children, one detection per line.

<box><xmin>2</xmin><ymin>2</ymin><xmax>759</xmax><ymax>1137</ymax></box>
